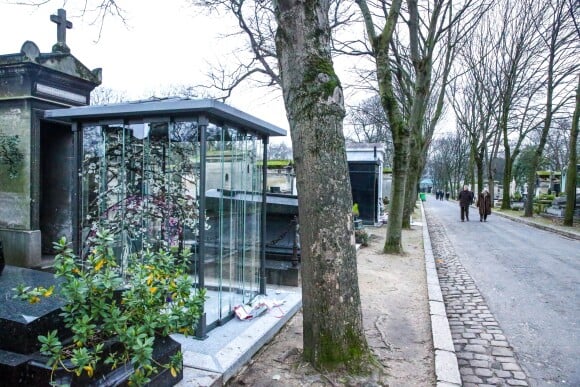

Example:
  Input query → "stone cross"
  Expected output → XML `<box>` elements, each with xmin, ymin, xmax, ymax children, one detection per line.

<box><xmin>50</xmin><ymin>9</ymin><xmax>73</xmax><ymax>49</ymax></box>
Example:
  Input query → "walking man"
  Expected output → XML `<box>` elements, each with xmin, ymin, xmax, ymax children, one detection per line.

<box><xmin>458</xmin><ymin>185</ymin><xmax>472</xmax><ymax>222</ymax></box>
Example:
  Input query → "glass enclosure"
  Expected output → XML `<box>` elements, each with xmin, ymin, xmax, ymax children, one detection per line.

<box><xmin>53</xmin><ymin>99</ymin><xmax>285</xmax><ymax>334</ymax></box>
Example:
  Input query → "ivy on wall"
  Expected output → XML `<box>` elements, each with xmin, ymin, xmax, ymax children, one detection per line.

<box><xmin>0</xmin><ymin>134</ymin><xmax>24</xmax><ymax>179</ymax></box>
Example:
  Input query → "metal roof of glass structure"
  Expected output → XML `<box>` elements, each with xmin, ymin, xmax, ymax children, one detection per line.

<box><xmin>44</xmin><ymin>97</ymin><xmax>287</xmax><ymax>137</ymax></box>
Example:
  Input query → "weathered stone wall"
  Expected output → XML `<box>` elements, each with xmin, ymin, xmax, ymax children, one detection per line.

<box><xmin>0</xmin><ymin>102</ymin><xmax>31</xmax><ymax>230</ymax></box>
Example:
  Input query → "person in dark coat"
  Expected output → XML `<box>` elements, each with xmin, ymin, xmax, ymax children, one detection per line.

<box><xmin>458</xmin><ymin>185</ymin><xmax>472</xmax><ymax>221</ymax></box>
<box><xmin>477</xmin><ymin>189</ymin><xmax>492</xmax><ymax>222</ymax></box>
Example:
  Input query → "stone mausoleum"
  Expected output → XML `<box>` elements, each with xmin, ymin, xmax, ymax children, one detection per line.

<box><xmin>0</xmin><ymin>9</ymin><xmax>286</xmax><ymax>335</ymax></box>
<box><xmin>0</xmin><ymin>9</ymin><xmax>102</xmax><ymax>268</ymax></box>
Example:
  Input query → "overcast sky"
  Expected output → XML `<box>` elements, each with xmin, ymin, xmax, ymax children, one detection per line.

<box><xmin>0</xmin><ymin>1</ymin><xmax>290</xmax><ymax>140</ymax></box>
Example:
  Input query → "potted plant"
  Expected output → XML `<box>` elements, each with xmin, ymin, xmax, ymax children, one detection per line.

<box><xmin>14</xmin><ymin>230</ymin><xmax>206</xmax><ymax>386</ymax></box>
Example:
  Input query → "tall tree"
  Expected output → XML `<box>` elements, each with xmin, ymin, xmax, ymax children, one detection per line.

<box><xmin>273</xmin><ymin>0</ymin><xmax>370</xmax><ymax>370</ymax></box>
<box><xmin>564</xmin><ymin>0</ymin><xmax>580</xmax><ymax>226</ymax></box>
<box><xmin>489</xmin><ymin>0</ymin><xmax>544</xmax><ymax>209</ymax></box>
<box><xmin>524</xmin><ymin>0</ymin><xmax>579</xmax><ymax>216</ymax></box>
<box><xmin>451</xmin><ymin>12</ymin><xmax>500</xmax><ymax>197</ymax></box>
<box><xmin>356</xmin><ymin>0</ymin><xmax>406</xmax><ymax>253</ymax></box>
<box><xmin>563</xmin><ymin>75</ymin><xmax>579</xmax><ymax>226</ymax></box>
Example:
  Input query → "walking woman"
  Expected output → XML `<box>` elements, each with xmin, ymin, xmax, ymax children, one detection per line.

<box><xmin>477</xmin><ymin>189</ymin><xmax>492</xmax><ymax>222</ymax></box>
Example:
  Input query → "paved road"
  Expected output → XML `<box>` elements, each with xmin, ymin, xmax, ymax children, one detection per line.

<box><xmin>425</xmin><ymin>198</ymin><xmax>580</xmax><ymax>386</ymax></box>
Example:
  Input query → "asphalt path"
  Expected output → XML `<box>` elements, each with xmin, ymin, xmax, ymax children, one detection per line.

<box><xmin>425</xmin><ymin>197</ymin><xmax>580</xmax><ymax>386</ymax></box>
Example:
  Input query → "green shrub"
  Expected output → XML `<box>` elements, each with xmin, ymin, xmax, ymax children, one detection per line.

<box><xmin>539</xmin><ymin>193</ymin><xmax>555</xmax><ymax>201</ymax></box>
<box><xmin>263</xmin><ymin>159</ymin><xmax>293</xmax><ymax>169</ymax></box>
<box><xmin>355</xmin><ymin>229</ymin><xmax>369</xmax><ymax>246</ymax></box>
<box><xmin>14</xmin><ymin>230</ymin><xmax>206</xmax><ymax>385</ymax></box>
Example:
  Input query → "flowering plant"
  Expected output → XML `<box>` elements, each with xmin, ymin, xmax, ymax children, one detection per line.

<box><xmin>14</xmin><ymin>230</ymin><xmax>206</xmax><ymax>386</ymax></box>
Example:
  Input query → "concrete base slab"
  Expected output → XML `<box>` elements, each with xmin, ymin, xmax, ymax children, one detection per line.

<box><xmin>173</xmin><ymin>286</ymin><xmax>302</xmax><ymax>386</ymax></box>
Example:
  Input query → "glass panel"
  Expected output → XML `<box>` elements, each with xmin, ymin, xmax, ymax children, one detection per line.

<box><xmin>170</xmin><ymin>121</ymin><xmax>201</xmax><ymax>283</ymax></box>
<box><xmin>204</xmin><ymin>123</ymin><xmax>225</xmax><ymax>324</ymax></box>
<box><xmin>203</xmin><ymin>123</ymin><xmax>263</xmax><ymax>326</ymax></box>
<box><xmin>80</xmin><ymin>121</ymin><xmax>200</xmax><ymax>279</ymax></box>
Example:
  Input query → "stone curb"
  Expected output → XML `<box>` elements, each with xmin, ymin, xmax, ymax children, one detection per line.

<box><xmin>420</xmin><ymin>202</ymin><xmax>462</xmax><ymax>386</ymax></box>
<box><xmin>492</xmin><ymin>210</ymin><xmax>580</xmax><ymax>241</ymax></box>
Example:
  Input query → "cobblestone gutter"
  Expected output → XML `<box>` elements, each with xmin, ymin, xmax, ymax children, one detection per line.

<box><xmin>424</xmin><ymin>206</ymin><xmax>530</xmax><ymax>387</ymax></box>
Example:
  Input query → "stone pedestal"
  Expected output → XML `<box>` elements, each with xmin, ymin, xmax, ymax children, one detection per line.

<box><xmin>0</xmin><ymin>229</ymin><xmax>41</xmax><ymax>268</ymax></box>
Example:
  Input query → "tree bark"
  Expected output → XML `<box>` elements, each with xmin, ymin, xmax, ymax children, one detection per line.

<box><xmin>274</xmin><ymin>0</ymin><xmax>369</xmax><ymax>371</ymax></box>
<box><xmin>402</xmin><ymin>137</ymin><xmax>420</xmax><ymax>229</ymax></box>
<box><xmin>563</xmin><ymin>75</ymin><xmax>579</xmax><ymax>226</ymax></box>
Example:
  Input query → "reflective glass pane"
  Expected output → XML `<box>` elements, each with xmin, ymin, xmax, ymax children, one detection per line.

<box><xmin>80</xmin><ymin>120</ymin><xmax>200</xmax><ymax>277</ymax></box>
<box><xmin>203</xmin><ymin>123</ymin><xmax>263</xmax><ymax>326</ymax></box>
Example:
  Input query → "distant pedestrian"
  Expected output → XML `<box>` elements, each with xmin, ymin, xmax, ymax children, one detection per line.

<box><xmin>477</xmin><ymin>189</ymin><xmax>492</xmax><ymax>222</ymax></box>
<box><xmin>445</xmin><ymin>191</ymin><xmax>450</xmax><ymax>200</ymax></box>
<box><xmin>458</xmin><ymin>185</ymin><xmax>472</xmax><ymax>221</ymax></box>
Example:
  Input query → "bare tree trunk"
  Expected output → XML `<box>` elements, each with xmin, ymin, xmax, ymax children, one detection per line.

<box><xmin>502</xmin><ymin>149</ymin><xmax>513</xmax><ymax>209</ymax></box>
<box><xmin>402</xmin><ymin>138</ymin><xmax>421</xmax><ymax>228</ymax></box>
<box><xmin>274</xmin><ymin>0</ymin><xmax>369</xmax><ymax>371</ymax></box>
<box><xmin>386</xmin><ymin>125</ymin><xmax>410</xmax><ymax>251</ymax></box>
<box><xmin>475</xmin><ymin>154</ymin><xmax>484</xmax><ymax>198</ymax></box>
<box><xmin>564</xmin><ymin>76</ymin><xmax>579</xmax><ymax>226</ymax></box>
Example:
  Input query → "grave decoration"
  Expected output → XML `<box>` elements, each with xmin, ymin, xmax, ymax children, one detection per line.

<box><xmin>10</xmin><ymin>230</ymin><xmax>205</xmax><ymax>386</ymax></box>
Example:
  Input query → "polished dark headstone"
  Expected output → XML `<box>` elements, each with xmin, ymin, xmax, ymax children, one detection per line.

<box><xmin>0</xmin><ymin>266</ymin><xmax>67</xmax><ymax>354</ymax></box>
<box><xmin>0</xmin><ymin>266</ymin><xmax>66</xmax><ymax>386</ymax></box>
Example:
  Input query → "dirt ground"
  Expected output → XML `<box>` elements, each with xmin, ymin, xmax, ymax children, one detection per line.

<box><xmin>227</xmin><ymin>220</ymin><xmax>435</xmax><ymax>386</ymax></box>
